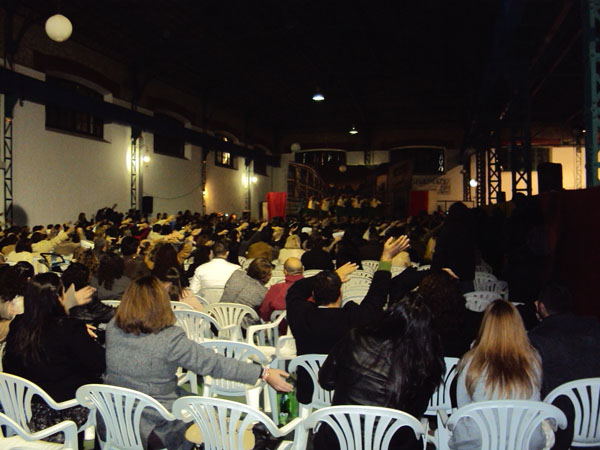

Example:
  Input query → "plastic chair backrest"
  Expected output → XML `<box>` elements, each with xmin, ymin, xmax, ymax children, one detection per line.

<box><xmin>463</xmin><ymin>291</ymin><xmax>502</xmax><ymax>312</ymax></box>
<box><xmin>206</xmin><ymin>302</ymin><xmax>259</xmax><ymax>329</ymax></box>
<box><xmin>426</xmin><ymin>357</ymin><xmax>459</xmax><ymax>415</ymax></box>
<box><xmin>265</xmin><ymin>276</ymin><xmax>284</xmax><ymax>288</ymax></box>
<box><xmin>348</xmin><ymin>270</ymin><xmax>373</xmax><ymax>280</ymax></box>
<box><xmin>174</xmin><ymin>309</ymin><xmax>220</xmax><ymax>342</ymax></box>
<box><xmin>172</xmin><ymin>396</ymin><xmax>294</xmax><ymax>449</ymax></box>
<box><xmin>201</xmin><ymin>287</ymin><xmax>225</xmax><ymax>304</ymax></box>
<box><xmin>303</xmin><ymin>269</ymin><xmax>322</xmax><ymax>278</ymax></box>
<box><xmin>474</xmin><ymin>271</ymin><xmax>497</xmax><ymax>285</ymax></box>
<box><xmin>170</xmin><ymin>301</ymin><xmax>195</xmax><ymax>311</ymax></box>
<box><xmin>0</xmin><ymin>410</ymin><xmax>78</xmax><ymax>449</ymax></box>
<box><xmin>476</xmin><ymin>280</ymin><xmax>509</xmax><ymax>299</ymax></box>
<box><xmin>544</xmin><ymin>377</ymin><xmax>600</xmax><ymax>447</ymax></box>
<box><xmin>241</xmin><ymin>258</ymin><xmax>254</xmax><ymax>270</ymax></box>
<box><xmin>343</xmin><ymin>277</ymin><xmax>372</xmax><ymax>290</ymax></box>
<box><xmin>76</xmin><ymin>384</ymin><xmax>175</xmax><ymax>450</ymax></box>
<box><xmin>361</xmin><ymin>260</ymin><xmax>379</xmax><ymax>274</ymax></box>
<box><xmin>288</xmin><ymin>354</ymin><xmax>332</xmax><ymax>411</ymax></box>
<box><xmin>200</xmin><ymin>340</ymin><xmax>268</xmax><ymax>397</ymax></box>
<box><xmin>296</xmin><ymin>405</ymin><xmax>426</xmax><ymax>450</ymax></box>
<box><xmin>445</xmin><ymin>400</ymin><xmax>567</xmax><ymax>450</ymax></box>
<box><xmin>101</xmin><ymin>300</ymin><xmax>121</xmax><ymax>308</ymax></box>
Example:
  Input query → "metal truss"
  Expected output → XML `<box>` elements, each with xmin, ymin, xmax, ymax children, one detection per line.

<box><xmin>475</xmin><ymin>150</ymin><xmax>486</xmax><ymax>206</ymax></box>
<box><xmin>582</xmin><ymin>0</ymin><xmax>600</xmax><ymax>186</ymax></box>
<box><xmin>487</xmin><ymin>136</ymin><xmax>502</xmax><ymax>203</ymax></box>
<box><xmin>463</xmin><ymin>164</ymin><xmax>471</xmax><ymax>202</ymax></box>
<box><xmin>576</xmin><ymin>137</ymin><xmax>584</xmax><ymax>188</ymax></box>
<box><xmin>130</xmin><ymin>128</ymin><xmax>141</xmax><ymax>210</ymax></box>
<box><xmin>3</xmin><ymin>94</ymin><xmax>17</xmax><ymax>224</ymax></box>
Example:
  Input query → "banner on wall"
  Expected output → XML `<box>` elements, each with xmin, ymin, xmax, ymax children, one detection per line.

<box><xmin>267</xmin><ymin>192</ymin><xmax>287</xmax><ymax>220</ymax></box>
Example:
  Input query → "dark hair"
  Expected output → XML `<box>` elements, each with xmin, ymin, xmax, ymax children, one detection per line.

<box><xmin>32</xmin><ymin>225</ymin><xmax>44</xmax><ymax>233</ymax></box>
<box><xmin>538</xmin><ymin>282</ymin><xmax>572</xmax><ymax>315</ymax></box>
<box><xmin>97</xmin><ymin>252</ymin><xmax>125</xmax><ymax>290</ymax></box>
<box><xmin>0</xmin><ymin>262</ymin><xmax>34</xmax><ymax>301</ymax></box>
<box><xmin>31</xmin><ymin>232</ymin><xmax>46</xmax><ymax>244</ymax></box>
<box><xmin>62</xmin><ymin>263</ymin><xmax>91</xmax><ymax>291</ymax></box>
<box><xmin>6</xmin><ymin>273</ymin><xmax>66</xmax><ymax>365</ymax></box>
<box><xmin>416</xmin><ymin>270</ymin><xmax>466</xmax><ymax>335</ymax></box>
<box><xmin>212</xmin><ymin>241</ymin><xmax>228</xmax><ymax>257</ymax></box>
<box><xmin>152</xmin><ymin>243</ymin><xmax>182</xmax><ymax>281</ymax></box>
<box><xmin>164</xmin><ymin>266</ymin><xmax>183</xmax><ymax>302</ymax></box>
<box><xmin>75</xmin><ymin>249</ymin><xmax>99</xmax><ymax>276</ymax></box>
<box><xmin>246</xmin><ymin>258</ymin><xmax>273</xmax><ymax>284</ymax></box>
<box><xmin>120</xmin><ymin>236</ymin><xmax>140</xmax><ymax>257</ymax></box>
<box><xmin>360</xmin><ymin>293</ymin><xmax>445</xmax><ymax>408</ymax></box>
<box><xmin>312</xmin><ymin>270</ymin><xmax>341</xmax><ymax>306</ymax></box>
<box><xmin>15</xmin><ymin>238</ymin><xmax>32</xmax><ymax>253</ymax></box>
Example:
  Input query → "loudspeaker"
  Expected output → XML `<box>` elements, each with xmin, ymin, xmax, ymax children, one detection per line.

<box><xmin>142</xmin><ymin>196</ymin><xmax>154</xmax><ymax>214</ymax></box>
<box><xmin>537</xmin><ymin>162</ymin><xmax>563</xmax><ymax>193</ymax></box>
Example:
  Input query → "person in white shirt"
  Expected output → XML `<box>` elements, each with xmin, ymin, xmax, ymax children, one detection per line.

<box><xmin>189</xmin><ymin>242</ymin><xmax>239</xmax><ymax>296</ymax></box>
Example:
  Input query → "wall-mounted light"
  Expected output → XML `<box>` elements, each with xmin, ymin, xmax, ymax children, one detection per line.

<box><xmin>349</xmin><ymin>125</ymin><xmax>358</xmax><ymax>135</ymax></box>
<box><xmin>203</xmin><ymin>189</ymin><xmax>207</xmax><ymax>196</ymax></box>
<box><xmin>142</xmin><ymin>154</ymin><xmax>151</xmax><ymax>164</ymax></box>
<box><xmin>45</xmin><ymin>14</ymin><xmax>73</xmax><ymax>42</ymax></box>
<box><xmin>469</xmin><ymin>179</ymin><xmax>478</xmax><ymax>187</ymax></box>
<box><xmin>312</xmin><ymin>88</ymin><xmax>325</xmax><ymax>102</ymax></box>
<box><xmin>250</xmin><ymin>176</ymin><xmax>257</xmax><ymax>183</ymax></box>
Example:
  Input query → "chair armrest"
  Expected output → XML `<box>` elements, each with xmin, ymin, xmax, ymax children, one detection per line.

<box><xmin>278</xmin><ymin>416</ymin><xmax>303</xmax><ymax>436</ymax></box>
<box><xmin>437</xmin><ymin>409</ymin><xmax>449</xmax><ymax>427</ymax></box>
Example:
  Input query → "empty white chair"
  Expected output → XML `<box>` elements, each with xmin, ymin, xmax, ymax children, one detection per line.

<box><xmin>173</xmin><ymin>396</ymin><xmax>301</xmax><ymax>450</ymax></box>
<box><xmin>288</xmin><ymin>354</ymin><xmax>332</xmax><ymax>419</ymax></box>
<box><xmin>0</xmin><ymin>411</ymin><xmax>78</xmax><ymax>450</ymax></box>
<box><xmin>475</xmin><ymin>260</ymin><xmax>493</xmax><ymax>273</ymax></box>
<box><xmin>76</xmin><ymin>384</ymin><xmax>175</xmax><ymax>450</ymax></box>
<box><xmin>474</xmin><ymin>271</ymin><xmax>498</xmax><ymax>289</ymax></box>
<box><xmin>361</xmin><ymin>260</ymin><xmax>379</xmax><ymax>274</ymax></box>
<box><xmin>199</xmin><ymin>340</ymin><xmax>270</xmax><ymax>410</ymax></box>
<box><xmin>294</xmin><ymin>405</ymin><xmax>427</xmax><ymax>450</ymax></box>
<box><xmin>436</xmin><ymin>400</ymin><xmax>567</xmax><ymax>450</ymax></box>
<box><xmin>544</xmin><ymin>377</ymin><xmax>600</xmax><ymax>447</ymax></box>
<box><xmin>205</xmin><ymin>303</ymin><xmax>260</xmax><ymax>341</ymax></box>
<box><xmin>0</xmin><ymin>372</ymin><xmax>92</xmax><ymax>436</ymax></box>
<box><xmin>463</xmin><ymin>291</ymin><xmax>503</xmax><ymax>312</ymax></box>
<box><xmin>200</xmin><ymin>287</ymin><xmax>224</xmax><ymax>304</ymax></box>
<box><xmin>477</xmin><ymin>279</ymin><xmax>509</xmax><ymax>299</ymax></box>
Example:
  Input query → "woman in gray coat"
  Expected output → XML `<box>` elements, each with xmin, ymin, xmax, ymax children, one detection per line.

<box><xmin>104</xmin><ymin>276</ymin><xmax>292</xmax><ymax>450</ymax></box>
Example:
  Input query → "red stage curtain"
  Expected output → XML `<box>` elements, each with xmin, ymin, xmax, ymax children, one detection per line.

<box><xmin>409</xmin><ymin>191</ymin><xmax>429</xmax><ymax>216</ymax></box>
<box><xmin>267</xmin><ymin>192</ymin><xmax>287</xmax><ymax>220</ymax></box>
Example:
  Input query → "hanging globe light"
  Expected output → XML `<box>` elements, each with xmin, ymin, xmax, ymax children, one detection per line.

<box><xmin>45</xmin><ymin>14</ymin><xmax>73</xmax><ymax>42</ymax></box>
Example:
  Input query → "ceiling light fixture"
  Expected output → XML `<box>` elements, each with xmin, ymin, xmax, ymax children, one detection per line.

<box><xmin>349</xmin><ymin>125</ymin><xmax>358</xmax><ymax>135</ymax></box>
<box><xmin>312</xmin><ymin>89</ymin><xmax>325</xmax><ymax>102</ymax></box>
<box><xmin>45</xmin><ymin>14</ymin><xmax>73</xmax><ymax>42</ymax></box>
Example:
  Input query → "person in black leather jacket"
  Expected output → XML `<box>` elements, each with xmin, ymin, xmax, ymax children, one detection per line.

<box><xmin>317</xmin><ymin>293</ymin><xmax>445</xmax><ymax>450</ymax></box>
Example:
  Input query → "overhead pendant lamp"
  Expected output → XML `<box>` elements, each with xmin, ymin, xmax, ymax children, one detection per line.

<box><xmin>349</xmin><ymin>125</ymin><xmax>358</xmax><ymax>135</ymax></box>
<box><xmin>45</xmin><ymin>14</ymin><xmax>73</xmax><ymax>42</ymax></box>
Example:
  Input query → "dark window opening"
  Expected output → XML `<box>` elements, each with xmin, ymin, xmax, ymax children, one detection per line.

<box><xmin>154</xmin><ymin>114</ymin><xmax>185</xmax><ymax>158</ymax></box>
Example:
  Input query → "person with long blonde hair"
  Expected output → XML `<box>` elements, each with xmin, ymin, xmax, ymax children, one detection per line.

<box><xmin>450</xmin><ymin>300</ymin><xmax>546</xmax><ymax>449</ymax></box>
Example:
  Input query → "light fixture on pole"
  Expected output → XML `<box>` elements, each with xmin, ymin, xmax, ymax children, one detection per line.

<box><xmin>469</xmin><ymin>179</ymin><xmax>478</xmax><ymax>187</ymax></box>
<box><xmin>349</xmin><ymin>125</ymin><xmax>358</xmax><ymax>135</ymax></box>
<box><xmin>45</xmin><ymin>14</ymin><xmax>73</xmax><ymax>42</ymax></box>
<box><xmin>312</xmin><ymin>88</ymin><xmax>325</xmax><ymax>102</ymax></box>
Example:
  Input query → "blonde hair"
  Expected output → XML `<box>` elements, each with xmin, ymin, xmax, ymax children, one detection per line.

<box><xmin>460</xmin><ymin>300</ymin><xmax>540</xmax><ymax>398</ymax></box>
<box><xmin>284</xmin><ymin>234</ymin><xmax>301</xmax><ymax>249</ymax></box>
<box><xmin>115</xmin><ymin>276</ymin><xmax>175</xmax><ymax>335</ymax></box>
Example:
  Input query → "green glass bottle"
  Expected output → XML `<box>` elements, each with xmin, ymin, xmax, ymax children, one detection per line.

<box><xmin>278</xmin><ymin>393</ymin><xmax>290</xmax><ymax>425</ymax></box>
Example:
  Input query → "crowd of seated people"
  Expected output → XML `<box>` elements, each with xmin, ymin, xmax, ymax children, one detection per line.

<box><xmin>0</xmin><ymin>202</ymin><xmax>595</xmax><ymax>449</ymax></box>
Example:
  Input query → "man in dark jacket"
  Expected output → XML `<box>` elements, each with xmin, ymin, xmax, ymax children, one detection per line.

<box><xmin>529</xmin><ymin>282</ymin><xmax>600</xmax><ymax>449</ymax></box>
<box><xmin>286</xmin><ymin>235</ymin><xmax>409</xmax><ymax>404</ymax></box>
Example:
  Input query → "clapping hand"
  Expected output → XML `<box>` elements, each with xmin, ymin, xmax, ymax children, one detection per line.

<box><xmin>381</xmin><ymin>235</ymin><xmax>410</xmax><ymax>261</ymax></box>
<box><xmin>335</xmin><ymin>262</ymin><xmax>359</xmax><ymax>282</ymax></box>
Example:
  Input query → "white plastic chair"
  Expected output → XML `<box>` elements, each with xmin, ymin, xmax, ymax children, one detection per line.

<box><xmin>199</xmin><ymin>340</ymin><xmax>270</xmax><ymax>410</ymax></box>
<box><xmin>200</xmin><ymin>287</ymin><xmax>224</xmax><ymax>304</ymax></box>
<box><xmin>205</xmin><ymin>303</ymin><xmax>259</xmax><ymax>341</ymax></box>
<box><xmin>347</xmin><ymin>269</ymin><xmax>373</xmax><ymax>280</ymax></box>
<box><xmin>172</xmin><ymin>396</ymin><xmax>301</xmax><ymax>450</ymax></box>
<box><xmin>100</xmin><ymin>300</ymin><xmax>121</xmax><ymax>308</ymax></box>
<box><xmin>544</xmin><ymin>377</ymin><xmax>600</xmax><ymax>447</ymax></box>
<box><xmin>241</xmin><ymin>258</ymin><xmax>255</xmax><ymax>270</ymax></box>
<box><xmin>477</xmin><ymin>279</ymin><xmax>510</xmax><ymax>300</ymax></box>
<box><xmin>426</xmin><ymin>357</ymin><xmax>459</xmax><ymax>416</ymax></box>
<box><xmin>342</xmin><ymin>277</ymin><xmax>372</xmax><ymax>290</ymax></box>
<box><xmin>475</xmin><ymin>261</ymin><xmax>493</xmax><ymax>273</ymax></box>
<box><xmin>0</xmin><ymin>372</ymin><xmax>92</xmax><ymax>435</ymax></box>
<box><xmin>436</xmin><ymin>400</ymin><xmax>567</xmax><ymax>450</ymax></box>
<box><xmin>193</xmin><ymin>295</ymin><xmax>210</xmax><ymax>307</ymax></box>
<box><xmin>463</xmin><ymin>291</ymin><xmax>503</xmax><ymax>312</ymax></box>
<box><xmin>238</xmin><ymin>256</ymin><xmax>247</xmax><ymax>266</ymax></box>
<box><xmin>170</xmin><ymin>301</ymin><xmax>195</xmax><ymax>311</ymax></box>
<box><xmin>294</xmin><ymin>405</ymin><xmax>427</xmax><ymax>450</ymax></box>
<box><xmin>76</xmin><ymin>384</ymin><xmax>175</xmax><ymax>450</ymax></box>
<box><xmin>302</xmin><ymin>269</ymin><xmax>322</xmax><ymax>278</ymax></box>
<box><xmin>390</xmin><ymin>266</ymin><xmax>406</xmax><ymax>277</ymax></box>
<box><xmin>288</xmin><ymin>354</ymin><xmax>332</xmax><ymax>419</ymax></box>
<box><xmin>0</xmin><ymin>411</ymin><xmax>78</xmax><ymax>450</ymax></box>
<box><xmin>361</xmin><ymin>260</ymin><xmax>379</xmax><ymax>274</ymax></box>
<box><xmin>265</xmin><ymin>276</ymin><xmax>285</xmax><ymax>288</ymax></box>
<box><xmin>174</xmin><ymin>309</ymin><xmax>222</xmax><ymax>393</ymax></box>
<box><xmin>474</xmin><ymin>271</ymin><xmax>498</xmax><ymax>287</ymax></box>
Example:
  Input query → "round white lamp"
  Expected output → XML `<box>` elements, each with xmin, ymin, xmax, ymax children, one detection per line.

<box><xmin>45</xmin><ymin>14</ymin><xmax>73</xmax><ymax>42</ymax></box>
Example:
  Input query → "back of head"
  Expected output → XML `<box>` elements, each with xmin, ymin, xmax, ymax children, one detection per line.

<box><xmin>463</xmin><ymin>300</ymin><xmax>540</xmax><ymax>398</ymax></box>
<box><xmin>284</xmin><ymin>234</ymin><xmax>301</xmax><ymax>249</ymax></box>
<box><xmin>538</xmin><ymin>282</ymin><xmax>572</xmax><ymax>315</ymax></box>
<box><xmin>116</xmin><ymin>275</ymin><xmax>175</xmax><ymax>334</ymax></box>
<box><xmin>312</xmin><ymin>270</ymin><xmax>341</xmax><ymax>306</ymax></box>
<box><xmin>31</xmin><ymin>232</ymin><xmax>46</xmax><ymax>244</ymax></box>
<box><xmin>247</xmin><ymin>258</ymin><xmax>273</xmax><ymax>284</ymax></box>
<box><xmin>212</xmin><ymin>241</ymin><xmax>228</xmax><ymax>258</ymax></box>
<box><xmin>447</xmin><ymin>202</ymin><xmax>470</xmax><ymax>223</ymax></box>
<box><xmin>98</xmin><ymin>252</ymin><xmax>125</xmax><ymax>290</ymax></box>
<box><xmin>62</xmin><ymin>262</ymin><xmax>91</xmax><ymax>291</ymax></box>
<box><xmin>416</xmin><ymin>270</ymin><xmax>466</xmax><ymax>334</ymax></box>
<box><xmin>15</xmin><ymin>238</ymin><xmax>32</xmax><ymax>253</ymax></box>
<box><xmin>76</xmin><ymin>249</ymin><xmax>99</xmax><ymax>276</ymax></box>
<box><xmin>152</xmin><ymin>243</ymin><xmax>180</xmax><ymax>280</ymax></box>
<box><xmin>120</xmin><ymin>236</ymin><xmax>140</xmax><ymax>257</ymax></box>
<box><xmin>283</xmin><ymin>257</ymin><xmax>303</xmax><ymax>275</ymax></box>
